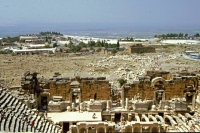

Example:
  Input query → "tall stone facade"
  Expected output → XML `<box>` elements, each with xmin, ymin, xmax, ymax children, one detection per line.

<box><xmin>21</xmin><ymin>72</ymin><xmax>111</xmax><ymax>111</ymax></box>
<box><xmin>122</xmin><ymin>70</ymin><xmax>198</xmax><ymax>106</ymax></box>
<box><xmin>48</xmin><ymin>75</ymin><xmax>111</xmax><ymax>101</ymax></box>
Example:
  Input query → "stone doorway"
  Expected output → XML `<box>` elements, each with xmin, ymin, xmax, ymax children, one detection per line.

<box><xmin>151</xmin><ymin>77</ymin><xmax>166</xmax><ymax>105</ymax></box>
<box><xmin>185</xmin><ymin>92</ymin><xmax>193</xmax><ymax>103</ymax></box>
<box><xmin>63</xmin><ymin>122</ymin><xmax>69</xmax><ymax>133</ymax></box>
<box><xmin>41</xmin><ymin>96</ymin><xmax>47</xmax><ymax>110</ymax></box>
<box><xmin>72</xmin><ymin>93</ymin><xmax>80</xmax><ymax>107</ymax></box>
<box><xmin>115</xmin><ymin>113</ymin><xmax>121</xmax><ymax>123</ymax></box>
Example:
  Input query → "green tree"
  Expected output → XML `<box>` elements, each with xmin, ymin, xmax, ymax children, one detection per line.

<box><xmin>78</xmin><ymin>42</ymin><xmax>86</xmax><ymax>48</ymax></box>
<box><xmin>117</xmin><ymin>40</ymin><xmax>120</xmax><ymax>50</ymax></box>
<box><xmin>194</xmin><ymin>33</ymin><xmax>200</xmax><ymax>37</ymax></box>
<box><xmin>184</xmin><ymin>34</ymin><xmax>188</xmax><ymax>38</ymax></box>
<box><xmin>101</xmin><ymin>40</ymin><xmax>104</xmax><ymax>47</ymax></box>
<box><xmin>178</xmin><ymin>33</ymin><xmax>183</xmax><ymax>38</ymax></box>
<box><xmin>111</xmin><ymin>49</ymin><xmax>118</xmax><ymax>55</ymax></box>
<box><xmin>117</xmin><ymin>78</ymin><xmax>127</xmax><ymax>87</ymax></box>
<box><xmin>45</xmin><ymin>36</ymin><xmax>48</xmax><ymax>42</ymax></box>
<box><xmin>104</xmin><ymin>43</ymin><xmax>108</xmax><ymax>49</ymax></box>
<box><xmin>53</xmin><ymin>43</ymin><xmax>57</xmax><ymax>48</ymax></box>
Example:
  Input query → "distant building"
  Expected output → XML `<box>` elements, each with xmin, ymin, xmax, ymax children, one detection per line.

<box><xmin>128</xmin><ymin>43</ymin><xmax>155</xmax><ymax>54</ymax></box>
<box><xmin>19</xmin><ymin>36</ymin><xmax>39</xmax><ymax>43</ymax></box>
<box><xmin>184</xmin><ymin>51</ymin><xmax>200</xmax><ymax>59</ymax></box>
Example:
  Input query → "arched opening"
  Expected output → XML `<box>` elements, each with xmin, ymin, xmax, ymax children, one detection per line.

<box><xmin>134</xmin><ymin>127</ymin><xmax>140</xmax><ymax>132</ymax></box>
<box><xmin>115</xmin><ymin>113</ymin><xmax>121</xmax><ymax>123</ymax></box>
<box><xmin>152</xmin><ymin>127</ymin><xmax>158</xmax><ymax>132</ymax></box>
<box><xmin>107</xmin><ymin>127</ymin><xmax>112</xmax><ymax>133</ymax></box>
<box><xmin>142</xmin><ymin>126</ymin><xmax>150</xmax><ymax>132</ymax></box>
<box><xmin>164</xmin><ymin>117</ymin><xmax>171</xmax><ymax>125</ymax></box>
<box><xmin>125</xmin><ymin>126</ymin><xmax>132</xmax><ymax>133</ymax></box>
<box><xmin>97</xmin><ymin>127</ymin><xmax>105</xmax><ymax>133</ymax></box>
<box><xmin>149</xmin><ymin>117</ymin><xmax>153</xmax><ymax>121</ymax></box>
<box><xmin>152</xmin><ymin>77</ymin><xmax>166</xmax><ymax>105</ymax></box>
<box><xmin>155</xmin><ymin>117</ymin><xmax>160</xmax><ymax>122</ymax></box>
<box><xmin>88</xmin><ymin>127</ymin><xmax>96</xmax><ymax>133</ymax></box>
<box><xmin>79</xmin><ymin>128</ymin><xmax>86</xmax><ymax>133</ymax></box>
<box><xmin>94</xmin><ymin>93</ymin><xmax>97</xmax><ymax>100</ymax></box>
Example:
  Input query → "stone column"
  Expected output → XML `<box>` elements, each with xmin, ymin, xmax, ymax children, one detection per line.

<box><xmin>106</xmin><ymin>100</ymin><xmax>110</xmax><ymax>111</ymax></box>
<box><xmin>31</xmin><ymin>94</ymin><xmax>34</xmax><ymax>100</ymax></box>
<box><xmin>82</xmin><ymin>102</ymin><xmax>85</xmax><ymax>111</ymax></box>
<box><xmin>80</xmin><ymin>103</ymin><xmax>83</xmax><ymax>112</ymax></box>
<box><xmin>140</xmin><ymin>126</ymin><xmax>143</xmax><ymax>133</ymax></box>
<box><xmin>86</xmin><ymin>127</ymin><xmax>89</xmax><ymax>133</ymax></box>
<box><xmin>125</xmin><ymin>98</ymin><xmax>129</xmax><ymax>110</ymax></box>
<box><xmin>72</xmin><ymin>103</ymin><xmax>75</xmax><ymax>111</ymax></box>
<box><xmin>79</xmin><ymin>93</ymin><xmax>81</xmax><ymax>105</ymax></box>
<box><xmin>111</xmin><ymin>114</ymin><xmax>115</xmax><ymax>122</ymax></box>
<box><xmin>162</xmin><ymin>92</ymin><xmax>165</xmax><ymax>101</ymax></box>
<box><xmin>122</xmin><ymin>87</ymin><xmax>125</xmax><ymax>108</ymax></box>
<box><xmin>110</xmin><ymin>100</ymin><xmax>112</xmax><ymax>110</ymax></box>
<box><xmin>158</xmin><ymin>126</ymin><xmax>160</xmax><ymax>133</ymax></box>
<box><xmin>192</xmin><ymin>93</ymin><xmax>196</xmax><ymax>109</ymax></box>
<box><xmin>77</xmin><ymin>127</ymin><xmax>79</xmax><ymax>133</ymax></box>
<box><xmin>154</xmin><ymin>91</ymin><xmax>156</xmax><ymax>104</ymax></box>
<box><xmin>35</xmin><ymin>94</ymin><xmax>38</xmax><ymax>109</ymax></box>
<box><xmin>128</xmin><ymin>113</ymin><xmax>132</xmax><ymax>122</ymax></box>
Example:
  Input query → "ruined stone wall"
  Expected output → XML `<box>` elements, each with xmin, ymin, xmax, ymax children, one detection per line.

<box><xmin>124</xmin><ymin>80</ymin><xmax>154</xmax><ymax>100</ymax></box>
<box><xmin>165</xmin><ymin>80</ymin><xmax>185</xmax><ymax>100</ymax></box>
<box><xmin>48</xmin><ymin>77</ymin><xmax>111</xmax><ymax>101</ymax></box>
<box><xmin>124</xmin><ymin>71</ymin><xmax>198</xmax><ymax>101</ymax></box>
<box><xmin>129</xmin><ymin>47</ymin><xmax>155</xmax><ymax>54</ymax></box>
<box><xmin>80</xmin><ymin>79</ymin><xmax>110</xmax><ymax>101</ymax></box>
<box><xmin>146</xmin><ymin>71</ymin><xmax>172</xmax><ymax>80</ymax></box>
<box><xmin>49</xmin><ymin>81</ymin><xmax>71</xmax><ymax>101</ymax></box>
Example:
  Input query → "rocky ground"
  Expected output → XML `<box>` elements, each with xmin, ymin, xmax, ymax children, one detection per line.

<box><xmin>0</xmin><ymin>44</ymin><xmax>200</xmax><ymax>88</ymax></box>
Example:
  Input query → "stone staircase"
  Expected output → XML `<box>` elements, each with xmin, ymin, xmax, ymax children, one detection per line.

<box><xmin>0</xmin><ymin>88</ymin><xmax>62</xmax><ymax>133</ymax></box>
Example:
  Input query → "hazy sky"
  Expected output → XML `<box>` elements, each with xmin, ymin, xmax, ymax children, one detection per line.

<box><xmin>1</xmin><ymin>0</ymin><xmax>200</xmax><ymax>28</ymax></box>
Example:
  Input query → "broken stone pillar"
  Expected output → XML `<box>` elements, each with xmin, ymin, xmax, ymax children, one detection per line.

<box><xmin>125</xmin><ymin>98</ymin><xmax>129</xmax><ymax>110</ymax></box>
<box><xmin>111</xmin><ymin>114</ymin><xmax>115</xmax><ymax>122</ymax></box>
<box><xmin>106</xmin><ymin>100</ymin><xmax>110</xmax><ymax>111</ymax></box>
<box><xmin>67</xmin><ymin>106</ymin><xmax>71</xmax><ymax>111</ymax></box>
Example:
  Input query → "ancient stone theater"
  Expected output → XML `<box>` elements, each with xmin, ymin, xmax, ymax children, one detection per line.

<box><xmin>1</xmin><ymin>70</ymin><xmax>200</xmax><ymax>133</ymax></box>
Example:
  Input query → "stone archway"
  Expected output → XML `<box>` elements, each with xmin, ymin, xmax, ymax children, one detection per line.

<box><xmin>106</xmin><ymin>127</ymin><xmax>113</xmax><ymax>133</ymax></box>
<box><xmin>184</xmin><ymin>77</ymin><xmax>198</xmax><ymax>105</ymax></box>
<box><xmin>152</xmin><ymin>127</ymin><xmax>158</xmax><ymax>132</ymax></box>
<box><xmin>79</xmin><ymin>128</ymin><xmax>86</xmax><ymax>133</ymax></box>
<box><xmin>125</xmin><ymin>126</ymin><xmax>132</xmax><ymax>133</ymax></box>
<box><xmin>134</xmin><ymin>127</ymin><xmax>140</xmax><ymax>132</ymax></box>
<box><xmin>151</xmin><ymin>77</ymin><xmax>167</xmax><ymax>88</ymax></box>
<box><xmin>164</xmin><ymin>117</ymin><xmax>171</xmax><ymax>125</ymax></box>
<box><xmin>97</xmin><ymin>127</ymin><xmax>105</xmax><ymax>133</ymax></box>
<box><xmin>151</xmin><ymin>77</ymin><xmax>167</xmax><ymax>104</ymax></box>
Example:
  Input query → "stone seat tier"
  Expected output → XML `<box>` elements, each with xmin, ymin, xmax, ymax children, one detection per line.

<box><xmin>0</xmin><ymin>89</ymin><xmax>62</xmax><ymax>133</ymax></box>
